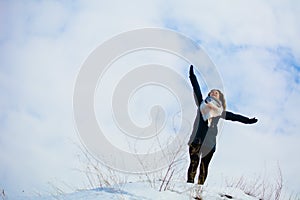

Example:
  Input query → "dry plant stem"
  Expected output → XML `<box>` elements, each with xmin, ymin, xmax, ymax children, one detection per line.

<box><xmin>158</xmin><ymin>136</ymin><xmax>187</xmax><ymax>192</ymax></box>
<box><xmin>1</xmin><ymin>189</ymin><xmax>5</xmax><ymax>200</ymax></box>
<box><xmin>164</xmin><ymin>169</ymin><xmax>175</xmax><ymax>191</ymax></box>
<box><xmin>275</xmin><ymin>164</ymin><xmax>283</xmax><ymax>200</ymax></box>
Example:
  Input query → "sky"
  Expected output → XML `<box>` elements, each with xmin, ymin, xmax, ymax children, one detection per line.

<box><xmin>1</xmin><ymin>0</ymin><xmax>300</xmax><ymax>198</ymax></box>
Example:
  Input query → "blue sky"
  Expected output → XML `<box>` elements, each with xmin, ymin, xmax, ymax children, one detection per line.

<box><xmin>1</xmin><ymin>0</ymin><xmax>300</xmax><ymax>198</ymax></box>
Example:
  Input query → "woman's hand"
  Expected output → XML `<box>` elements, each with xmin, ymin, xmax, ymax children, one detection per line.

<box><xmin>189</xmin><ymin>65</ymin><xmax>194</xmax><ymax>76</ymax></box>
<box><xmin>248</xmin><ymin>117</ymin><xmax>258</xmax><ymax>124</ymax></box>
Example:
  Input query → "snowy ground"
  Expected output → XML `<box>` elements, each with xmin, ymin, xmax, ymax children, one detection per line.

<box><xmin>12</xmin><ymin>181</ymin><xmax>259</xmax><ymax>200</ymax></box>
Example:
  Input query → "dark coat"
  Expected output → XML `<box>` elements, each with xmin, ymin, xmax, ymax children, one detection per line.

<box><xmin>188</xmin><ymin>70</ymin><xmax>255</xmax><ymax>150</ymax></box>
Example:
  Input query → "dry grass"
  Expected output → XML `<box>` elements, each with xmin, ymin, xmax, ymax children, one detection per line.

<box><xmin>75</xmin><ymin>139</ymin><xmax>299</xmax><ymax>200</ymax></box>
<box><xmin>225</xmin><ymin>165</ymin><xmax>299</xmax><ymax>200</ymax></box>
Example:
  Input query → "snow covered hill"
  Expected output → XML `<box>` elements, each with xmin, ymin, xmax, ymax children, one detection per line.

<box><xmin>14</xmin><ymin>181</ymin><xmax>259</xmax><ymax>200</ymax></box>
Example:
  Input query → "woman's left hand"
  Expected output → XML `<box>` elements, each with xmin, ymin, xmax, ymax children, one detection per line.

<box><xmin>248</xmin><ymin>117</ymin><xmax>258</xmax><ymax>124</ymax></box>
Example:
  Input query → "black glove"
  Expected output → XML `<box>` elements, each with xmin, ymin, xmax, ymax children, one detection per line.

<box><xmin>189</xmin><ymin>65</ymin><xmax>194</xmax><ymax>76</ymax></box>
<box><xmin>248</xmin><ymin>117</ymin><xmax>258</xmax><ymax>124</ymax></box>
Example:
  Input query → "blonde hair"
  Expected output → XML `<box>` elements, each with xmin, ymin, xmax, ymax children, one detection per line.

<box><xmin>209</xmin><ymin>89</ymin><xmax>226</xmax><ymax>110</ymax></box>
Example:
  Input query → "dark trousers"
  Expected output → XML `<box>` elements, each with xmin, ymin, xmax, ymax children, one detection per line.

<box><xmin>187</xmin><ymin>143</ymin><xmax>215</xmax><ymax>185</ymax></box>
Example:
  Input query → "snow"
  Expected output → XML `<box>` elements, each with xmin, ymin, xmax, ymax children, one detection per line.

<box><xmin>11</xmin><ymin>181</ymin><xmax>259</xmax><ymax>200</ymax></box>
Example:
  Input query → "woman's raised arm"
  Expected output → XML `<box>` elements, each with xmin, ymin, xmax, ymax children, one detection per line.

<box><xmin>189</xmin><ymin>65</ymin><xmax>203</xmax><ymax>106</ymax></box>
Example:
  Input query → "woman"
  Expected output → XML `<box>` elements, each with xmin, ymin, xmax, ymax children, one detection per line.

<box><xmin>187</xmin><ymin>65</ymin><xmax>258</xmax><ymax>185</ymax></box>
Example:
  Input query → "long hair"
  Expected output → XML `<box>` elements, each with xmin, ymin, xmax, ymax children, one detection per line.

<box><xmin>209</xmin><ymin>89</ymin><xmax>226</xmax><ymax>111</ymax></box>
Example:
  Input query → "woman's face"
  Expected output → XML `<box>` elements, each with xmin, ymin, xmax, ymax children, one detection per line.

<box><xmin>209</xmin><ymin>90</ymin><xmax>220</xmax><ymax>99</ymax></box>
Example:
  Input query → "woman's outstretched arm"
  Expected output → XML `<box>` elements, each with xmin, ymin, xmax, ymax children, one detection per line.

<box><xmin>189</xmin><ymin>65</ymin><xmax>203</xmax><ymax>106</ymax></box>
<box><xmin>223</xmin><ymin>111</ymin><xmax>258</xmax><ymax>124</ymax></box>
